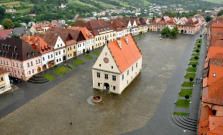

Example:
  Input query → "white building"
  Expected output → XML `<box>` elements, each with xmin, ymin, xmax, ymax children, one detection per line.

<box><xmin>6</xmin><ymin>9</ymin><xmax>16</xmax><ymax>13</ymax></box>
<box><xmin>92</xmin><ymin>34</ymin><xmax>142</xmax><ymax>94</ymax></box>
<box><xmin>0</xmin><ymin>68</ymin><xmax>11</xmax><ymax>94</ymax></box>
<box><xmin>43</xmin><ymin>33</ymin><xmax>66</xmax><ymax>65</ymax></box>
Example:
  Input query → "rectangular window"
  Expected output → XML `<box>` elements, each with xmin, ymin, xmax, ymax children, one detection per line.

<box><xmin>43</xmin><ymin>57</ymin><xmax>45</xmax><ymax>61</ymax></box>
<box><xmin>105</xmin><ymin>74</ymin><xmax>108</xmax><ymax>79</ymax></box>
<box><xmin>98</xmin><ymin>83</ymin><xmax>100</xmax><ymax>87</ymax></box>
<box><xmin>27</xmin><ymin>63</ymin><xmax>30</xmax><ymax>67</ymax></box>
<box><xmin>132</xmin><ymin>66</ymin><xmax>133</xmax><ymax>71</ymax></box>
<box><xmin>31</xmin><ymin>61</ymin><xmax>33</xmax><ymax>66</ymax></box>
<box><xmin>32</xmin><ymin>69</ymin><xmax>34</xmax><ymax>73</ymax></box>
<box><xmin>97</xmin><ymin>72</ymin><xmax>100</xmax><ymax>78</ymax></box>
<box><xmin>113</xmin><ymin>86</ymin><xmax>116</xmax><ymax>90</ymax></box>
<box><xmin>122</xmin><ymin>75</ymin><xmax>124</xmax><ymax>80</ymax></box>
<box><xmin>0</xmin><ymin>77</ymin><xmax>3</xmax><ymax>82</ymax></box>
<box><xmin>112</xmin><ymin>75</ymin><xmax>116</xmax><ymax>81</ymax></box>
<box><xmin>127</xmin><ymin>70</ymin><xmax>129</xmax><ymax>75</ymax></box>
<box><xmin>136</xmin><ymin>63</ymin><xmax>138</xmax><ymax>68</ymax></box>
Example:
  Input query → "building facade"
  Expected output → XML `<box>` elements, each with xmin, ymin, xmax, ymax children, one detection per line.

<box><xmin>0</xmin><ymin>68</ymin><xmax>11</xmax><ymax>94</ymax></box>
<box><xmin>92</xmin><ymin>34</ymin><xmax>142</xmax><ymax>94</ymax></box>
<box><xmin>0</xmin><ymin>38</ymin><xmax>41</xmax><ymax>81</ymax></box>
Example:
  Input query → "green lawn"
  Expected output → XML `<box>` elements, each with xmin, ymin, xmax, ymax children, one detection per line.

<box><xmin>187</xmin><ymin>67</ymin><xmax>197</xmax><ymax>72</ymax></box>
<box><xmin>179</xmin><ymin>89</ymin><xmax>192</xmax><ymax>97</ymax></box>
<box><xmin>173</xmin><ymin>112</ymin><xmax>189</xmax><ymax>116</ymax></box>
<box><xmin>84</xmin><ymin>54</ymin><xmax>93</xmax><ymax>60</ymax></box>
<box><xmin>176</xmin><ymin>99</ymin><xmax>191</xmax><ymax>108</ymax></box>
<box><xmin>182</xmin><ymin>81</ymin><xmax>194</xmax><ymax>87</ymax></box>
<box><xmin>93</xmin><ymin>51</ymin><xmax>100</xmax><ymax>56</ymax></box>
<box><xmin>68</xmin><ymin>63</ymin><xmax>76</xmax><ymax>69</ymax></box>
<box><xmin>192</xmin><ymin>53</ymin><xmax>200</xmax><ymax>57</ymax></box>
<box><xmin>189</xmin><ymin>62</ymin><xmax>198</xmax><ymax>66</ymax></box>
<box><xmin>73</xmin><ymin>58</ymin><xmax>85</xmax><ymax>65</ymax></box>
<box><xmin>185</xmin><ymin>73</ymin><xmax>196</xmax><ymax>79</ymax></box>
<box><xmin>52</xmin><ymin>66</ymin><xmax>70</xmax><ymax>76</ymax></box>
<box><xmin>43</xmin><ymin>73</ymin><xmax>55</xmax><ymax>81</ymax></box>
<box><xmin>193</xmin><ymin>47</ymin><xmax>201</xmax><ymax>50</ymax></box>
<box><xmin>193</xmin><ymin>49</ymin><xmax>200</xmax><ymax>53</ymax></box>
<box><xmin>190</xmin><ymin>56</ymin><xmax>199</xmax><ymax>61</ymax></box>
<box><xmin>17</xmin><ymin>8</ymin><xmax>31</xmax><ymax>14</ymax></box>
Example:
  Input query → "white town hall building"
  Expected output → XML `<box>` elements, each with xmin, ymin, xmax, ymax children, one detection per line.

<box><xmin>92</xmin><ymin>34</ymin><xmax>142</xmax><ymax>94</ymax></box>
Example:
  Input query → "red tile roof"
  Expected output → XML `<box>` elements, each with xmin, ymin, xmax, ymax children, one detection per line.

<box><xmin>74</xmin><ymin>19</ymin><xmax>114</xmax><ymax>36</ymax></box>
<box><xmin>208</xmin><ymin>116</ymin><xmax>223</xmax><ymax>135</ymax></box>
<box><xmin>199</xmin><ymin>105</ymin><xmax>213</xmax><ymax>135</ymax></box>
<box><xmin>70</xmin><ymin>27</ymin><xmax>94</xmax><ymax>40</ymax></box>
<box><xmin>21</xmin><ymin>35</ymin><xmax>53</xmax><ymax>54</ymax></box>
<box><xmin>0</xmin><ymin>29</ymin><xmax>12</xmax><ymax>38</ymax></box>
<box><xmin>203</xmin><ymin>77</ymin><xmax>223</xmax><ymax>105</ymax></box>
<box><xmin>107</xmin><ymin>34</ymin><xmax>142</xmax><ymax>73</ymax></box>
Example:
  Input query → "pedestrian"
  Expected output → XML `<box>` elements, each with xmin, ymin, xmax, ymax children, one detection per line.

<box><xmin>69</xmin><ymin>121</ymin><xmax>72</xmax><ymax>125</ymax></box>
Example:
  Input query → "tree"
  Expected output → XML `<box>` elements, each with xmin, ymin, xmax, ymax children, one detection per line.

<box><xmin>185</xmin><ymin>95</ymin><xmax>190</xmax><ymax>100</ymax></box>
<box><xmin>12</xmin><ymin>34</ymin><xmax>20</xmax><ymax>39</ymax></box>
<box><xmin>2</xmin><ymin>18</ymin><xmax>14</xmax><ymax>29</ymax></box>
<box><xmin>170</xmin><ymin>27</ymin><xmax>178</xmax><ymax>38</ymax></box>
<box><xmin>161</xmin><ymin>27</ymin><xmax>170</xmax><ymax>37</ymax></box>
<box><xmin>217</xmin><ymin>10</ymin><xmax>223</xmax><ymax>16</ymax></box>
<box><xmin>0</xmin><ymin>6</ymin><xmax>5</xmax><ymax>22</ymax></box>
<box><xmin>205</xmin><ymin>16</ymin><xmax>212</xmax><ymax>22</ymax></box>
<box><xmin>170</xmin><ymin>29</ymin><xmax>178</xmax><ymax>38</ymax></box>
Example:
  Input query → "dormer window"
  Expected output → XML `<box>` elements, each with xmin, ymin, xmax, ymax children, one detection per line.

<box><xmin>32</xmin><ymin>52</ymin><xmax>35</xmax><ymax>56</ymax></box>
<box><xmin>213</xmin><ymin>73</ymin><xmax>216</xmax><ymax>77</ymax></box>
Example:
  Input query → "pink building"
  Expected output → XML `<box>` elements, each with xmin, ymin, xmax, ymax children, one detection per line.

<box><xmin>0</xmin><ymin>38</ymin><xmax>41</xmax><ymax>81</ymax></box>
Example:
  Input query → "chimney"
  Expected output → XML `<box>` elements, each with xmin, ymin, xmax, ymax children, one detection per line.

<box><xmin>117</xmin><ymin>40</ymin><xmax>121</xmax><ymax>49</ymax></box>
<box><xmin>125</xmin><ymin>37</ymin><xmax>128</xmax><ymax>44</ymax></box>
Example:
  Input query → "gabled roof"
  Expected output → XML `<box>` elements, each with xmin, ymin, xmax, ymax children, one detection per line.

<box><xmin>12</xmin><ymin>27</ymin><xmax>29</xmax><ymax>36</ymax></box>
<box><xmin>0</xmin><ymin>68</ymin><xmax>8</xmax><ymax>75</ymax></box>
<box><xmin>44</xmin><ymin>27</ymin><xmax>86</xmax><ymax>46</ymax></box>
<box><xmin>0</xmin><ymin>38</ymin><xmax>40</xmax><ymax>61</ymax></box>
<box><xmin>75</xmin><ymin>20</ymin><xmax>114</xmax><ymax>36</ymax></box>
<box><xmin>210</xmin><ymin>53</ymin><xmax>223</xmax><ymax>66</ymax></box>
<box><xmin>0</xmin><ymin>29</ymin><xmax>12</xmax><ymax>38</ymax></box>
<box><xmin>108</xmin><ymin>18</ymin><xmax>126</xmax><ymax>31</ymax></box>
<box><xmin>107</xmin><ymin>34</ymin><xmax>142</xmax><ymax>72</ymax></box>
<box><xmin>208</xmin><ymin>116</ymin><xmax>223</xmax><ymax>135</ymax></box>
<box><xmin>213</xmin><ymin>39</ymin><xmax>223</xmax><ymax>47</ymax></box>
<box><xmin>21</xmin><ymin>35</ymin><xmax>53</xmax><ymax>54</ymax></box>
<box><xmin>203</xmin><ymin>77</ymin><xmax>223</xmax><ymax>105</ymax></box>
<box><xmin>70</xmin><ymin>27</ymin><xmax>94</xmax><ymax>39</ymax></box>
<box><xmin>199</xmin><ymin>105</ymin><xmax>213</xmax><ymax>135</ymax></box>
<box><xmin>139</xmin><ymin>18</ymin><xmax>147</xmax><ymax>25</ymax></box>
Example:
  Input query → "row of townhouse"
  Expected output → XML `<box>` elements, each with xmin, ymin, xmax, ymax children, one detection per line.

<box><xmin>149</xmin><ymin>14</ymin><xmax>205</xmax><ymax>34</ymax></box>
<box><xmin>198</xmin><ymin>16</ymin><xmax>223</xmax><ymax>135</ymax></box>
<box><xmin>0</xmin><ymin>18</ymin><xmax>149</xmax><ymax>81</ymax></box>
<box><xmin>0</xmin><ymin>27</ymin><xmax>95</xmax><ymax>80</ymax></box>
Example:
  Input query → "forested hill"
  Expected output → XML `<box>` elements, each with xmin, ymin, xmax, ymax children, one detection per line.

<box><xmin>0</xmin><ymin>0</ymin><xmax>221</xmax><ymax>25</ymax></box>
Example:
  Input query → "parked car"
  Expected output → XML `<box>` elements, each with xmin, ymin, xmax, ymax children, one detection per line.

<box><xmin>9</xmin><ymin>76</ymin><xmax>22</xmax><ymax>83</ymax></box>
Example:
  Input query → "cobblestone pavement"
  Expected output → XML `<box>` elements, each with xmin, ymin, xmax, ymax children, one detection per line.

<box><xmin>0</xmin><ymin>33</ymin><xmax>196</xmax><ymax>135</ymax></box>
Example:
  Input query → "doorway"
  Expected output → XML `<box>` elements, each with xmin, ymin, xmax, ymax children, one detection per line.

<box><xmin>104</xmin><ymin>83</ymin><xmax>110</xmax><ymax>90</ymax></box>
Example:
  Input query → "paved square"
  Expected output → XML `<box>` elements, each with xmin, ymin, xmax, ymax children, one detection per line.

<box><xmin>0</xmin><ymin>33</ymin><xmax>193</xmax><ymax>135</ymax></box>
